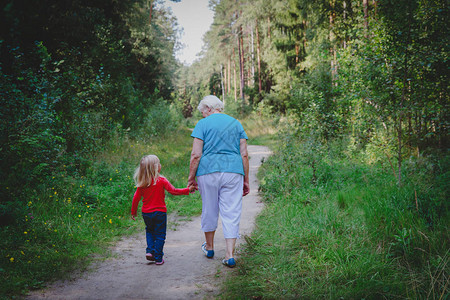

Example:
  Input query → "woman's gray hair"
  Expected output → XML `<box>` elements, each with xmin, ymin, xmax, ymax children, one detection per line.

<box><xmin>197</xmin><ymin>95</ymin><xmax>224</xmax><ymax>113</ymax></box>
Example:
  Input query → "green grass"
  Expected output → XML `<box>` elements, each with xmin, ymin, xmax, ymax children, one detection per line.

<box><xmin>0</xmin><ymin>113</ymin><xmax>279</xmax><ymax>299</ymax></box>
<box><xmin>222</xmin><ymin>135</ymin><xmax>449</xmax><ymax>299</ymax></box>
<box><xmin>0</xmin><ymin>127</ymin><xmax>202</xmax><ymax>298</ymax></box>
<box><xmin>240</xmin><ymin>113</ymin><xmax>281</xmax><ymax>150</ymax></box>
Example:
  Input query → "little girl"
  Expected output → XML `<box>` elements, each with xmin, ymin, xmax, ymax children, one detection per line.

<box><xmin>131</xmin><ymin>155</ymin><xmax>194</xmax><ymax>265</ymax></box>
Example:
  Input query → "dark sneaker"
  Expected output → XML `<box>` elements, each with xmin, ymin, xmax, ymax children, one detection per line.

<box><xmin>146</xmin><ymin>253</ymin><xmax>155</xmax><ymax>261</ymax></box>
<box><xmin>201</xmin><ymin>242</ymin><xmax>214</xmax><ymax>258</ymax></box>
<box><xmin>155</xmin><ymin>259</ymin><xmax>164</xmax><ymax>265</ymax></box>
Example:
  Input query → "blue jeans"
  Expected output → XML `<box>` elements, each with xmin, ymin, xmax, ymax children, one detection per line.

<box><xmin>142</xmin><ymin>211</ymin><xmax>167</xmax><ymax>262</ymax></box>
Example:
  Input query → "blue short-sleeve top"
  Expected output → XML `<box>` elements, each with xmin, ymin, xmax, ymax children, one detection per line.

<box><xmin>191</xmin><ymin>113</ymin><xmax>248</xmax><ymax>176</ymax></box>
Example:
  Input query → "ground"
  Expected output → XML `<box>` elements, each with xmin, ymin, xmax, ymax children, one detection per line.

<box><xmin>27</xmin><ymin>145</ymin><xmax>271</xmax><ymax>300</ymax></box>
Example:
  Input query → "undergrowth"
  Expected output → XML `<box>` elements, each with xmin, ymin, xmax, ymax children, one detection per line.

<box><xmin>223</xmin><ymin>133</ymin><xmax>449</xmax><ymax>299</ymax></box>
<box><xmin>0</xmin><ymin>127</ymin><xmax>201</xmax><ymax>298</ymax></box>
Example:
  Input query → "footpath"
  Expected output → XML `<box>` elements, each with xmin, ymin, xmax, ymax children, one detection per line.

<box><xmin>27</xmin><ymin>145</ymin><xmax>271</xmax><ymax>300</ymax></box>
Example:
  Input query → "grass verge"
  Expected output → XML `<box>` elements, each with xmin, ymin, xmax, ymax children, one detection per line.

<box><xmin>0</xmin><ymin>127</ymin><xmax>201</xmax><ymax>298</ymax></box>
<box><xmin>222</xmin><ymin>134</ymin><xmax>449</xmax><ymax>299</ymax></box>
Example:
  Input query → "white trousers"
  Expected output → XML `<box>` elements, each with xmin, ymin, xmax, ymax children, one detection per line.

<box><xmin>198</xmin><ymin>172</ymin><xmax>243</xmax><ymax>239</ymax></box>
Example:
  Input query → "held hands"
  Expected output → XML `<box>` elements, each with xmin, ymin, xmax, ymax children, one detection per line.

<box><xmin>188</xmin><ymin>184</ymin><xmax>197</xmax><ymax>193</ymax></box>
<box><xmin>187</xmin><ymin>179</ymin><xmax>198</xmax><ymax>194</ymax></box>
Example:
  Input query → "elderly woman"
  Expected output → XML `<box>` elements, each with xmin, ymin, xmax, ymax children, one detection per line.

<box><xmin>188</xmin><ymin>95</ymin><xmax>249</xmax><ymax>268</ymax></box>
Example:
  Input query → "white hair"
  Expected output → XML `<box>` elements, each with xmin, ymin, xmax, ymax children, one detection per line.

<box><xmin>197</xmin><ymin>95</ymin><xmax>224</xmax><ymax>113</ymax></box>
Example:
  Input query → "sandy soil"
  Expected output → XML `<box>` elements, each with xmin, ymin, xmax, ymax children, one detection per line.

<box><xmin>27</xmin><ymin>145</ymin><xmax>271</xmax><ymax>300</ymax></box>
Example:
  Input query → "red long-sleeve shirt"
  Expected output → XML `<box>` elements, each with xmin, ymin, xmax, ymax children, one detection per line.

<box><xmin>131</xmin><ymin>176</ymin><xmax>189</xmax><ymax>215</ymax></box>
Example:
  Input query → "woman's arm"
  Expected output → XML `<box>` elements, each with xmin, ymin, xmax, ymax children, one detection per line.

<box><xmin>240</xmin><ymin>138</ymin><xmax>250</xmax><ymax>196</ymax></box>
<box><xmin>188</xmin><ymin>138</ymin><xmax>203</xmax><ymax>189</ymax></box>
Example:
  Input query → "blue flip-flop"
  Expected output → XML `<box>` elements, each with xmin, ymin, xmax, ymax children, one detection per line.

<box><xmin>201</xmin><ymin>242</ymin><xmax>214</xmax><ymax>258</ymax></box>
<box><xmin>222</xmin><ymin>258</ymin><xmax>236</xmax><ymax>268</ymax></box>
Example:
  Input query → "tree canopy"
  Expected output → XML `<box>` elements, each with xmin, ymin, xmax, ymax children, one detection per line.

<box><xmin>0</xmin><ymin>0</ymin><xmax>181</xmax><ymax>201</ymax></box>
<box><xmin>179</xmin><ymin>0</ymin><xmax>448</xmax><ymax>184</ymax></box>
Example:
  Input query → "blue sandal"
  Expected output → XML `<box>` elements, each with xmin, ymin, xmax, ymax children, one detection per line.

<box><xmin>201</xmin><ymin>242</ymin><xmax>214</xmax><ymax>258</ymax></box>
<box><xmin>222</xmin><ymin>258</ymin><xmax>236</xmax><ymax>268</ymax></box>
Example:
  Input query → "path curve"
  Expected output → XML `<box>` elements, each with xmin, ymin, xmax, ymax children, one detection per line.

<box><xmin>27</xmin><ymin>145</ymin><xmax>271</xmax><ymax>300</ymax></box>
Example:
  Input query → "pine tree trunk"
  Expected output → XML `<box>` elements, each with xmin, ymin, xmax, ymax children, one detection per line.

<box><xmin>330</xmin><ymin>0</ymin><xmax>337</xmax><ymax>85</ymax></box>
<box><xmin>343</xmin><ymin>0</ymin><xmax>347</xmax><ymax>49</ymax></box>
<box><xmin>148</xmin><ymin>0</ymin><xmax>153</xmax><ymax>24</ymax></box>
<box><xmin>250</xmin><ymin>26</ymin><xmax>255</xmax><ymax>87</ymax></box>
<box><xmin>228</xmin><ymin>57</ymin><xmax>231</xmax><ymax>95</ymax></box>
<box><xmin>363</xmin><ymin>0</ymin><xmax>369</xmax><ymax>37</ymax></box>
<box><xmin>220</xmin><ymin>64</ymin><xmax>225</xmax><ymax>103</ymax></box>
<box><xmin>238</xmin><ymin>25</ymin><xmax>245</xmax><ymax>102</ymax></box>
<box><xmin>233</xmin><ymin>48</ymin><xmax>237</xmax><ymax>102</ymax></box>
<box><xmin>224</xmin><ymin>63</ymin><xmax>227</xmax><ymax>96</ymax></box>
<box><xmin>256</xmin><ymin>19</ymin><xmax>262</xmax><ymax>94</ymax></box>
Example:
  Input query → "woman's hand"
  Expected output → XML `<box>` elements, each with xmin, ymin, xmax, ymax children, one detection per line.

<box><xmin>188</xmin><ymin>183</ymin><xmax>198</xmax><ymax>193</ymax></box>
<box><xmin>131</xmin><ymin>214</ymin><xmax>136</xmax><ymax>221</ymax></box>
<box><xmin>243</xmin><ymin>182</ymin><xmax>250</xmax><ymax>196</ymax></box>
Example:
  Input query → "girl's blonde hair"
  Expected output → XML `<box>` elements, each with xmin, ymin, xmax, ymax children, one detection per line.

<box><xmin>133</xmin><ymin>155</ymin><xmax>160</xmax><ymax>187</ymax></box>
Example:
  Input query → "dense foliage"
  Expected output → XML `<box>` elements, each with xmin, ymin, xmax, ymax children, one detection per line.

<box><xmin>0</xmin><ymin>1</ymin><xmax>185</xmax><ymax>296</ymax></box>
<box><xmin>181</xmin><ymin>1</ymin><xmax>448</xmax><ymax>297</ymax></box>
<box><xmin>223</xmin><ymin>131</ymin><xmax>449</xmax><ymax>298</ymax></box>
<box><xmin>181</xmin><ymin>0</ymin><xmax>448</xmax><ymax>182</ymax></box>
<box><xmin>0</xmin><ymin>0</ymin><xmax>181</xmax><ymax>217</ymax></box>
<box><xmin>0</xmin><ymin>0</ymin><xmax>448</xmax><ymax>298</ymax></box>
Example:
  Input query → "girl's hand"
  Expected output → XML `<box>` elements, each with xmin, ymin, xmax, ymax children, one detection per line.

<box><xmin>131</xmin><ymin>214</ymin><xmax>136</xmax><ymax>221</ymax></box>
<box><xmin>188</xmin><ymin>184</ymin><xmax>197</xmax><ymax>193</ymax></box>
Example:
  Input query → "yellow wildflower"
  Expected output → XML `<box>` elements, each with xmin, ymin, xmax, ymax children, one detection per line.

<box><xmin>10</xmin><ymin>257</ymin><xmax>14</xmax><ymax>263</ymax></box>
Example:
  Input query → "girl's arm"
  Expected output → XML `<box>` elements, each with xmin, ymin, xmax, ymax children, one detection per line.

<box><xmin>131</xmin><ymin>188</ymin><xmax>141</xmax><ymax>219</ymax></box>
<box><xmin>162</xmin><ymin>177</ymin><xmax>190</xmax><ymax>195</ymax></box>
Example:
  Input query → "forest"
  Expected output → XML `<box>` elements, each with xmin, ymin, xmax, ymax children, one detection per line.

<box><xmin>0</xmin><ymin>0</ymin><xmax>448</xmax><ymax>298</ymax></box>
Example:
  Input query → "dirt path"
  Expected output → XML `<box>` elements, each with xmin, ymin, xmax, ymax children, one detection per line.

<box><xmin>27</xmin><ymin>145</ymin><xmax>271</xmax><ymax>300</ymax></box>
